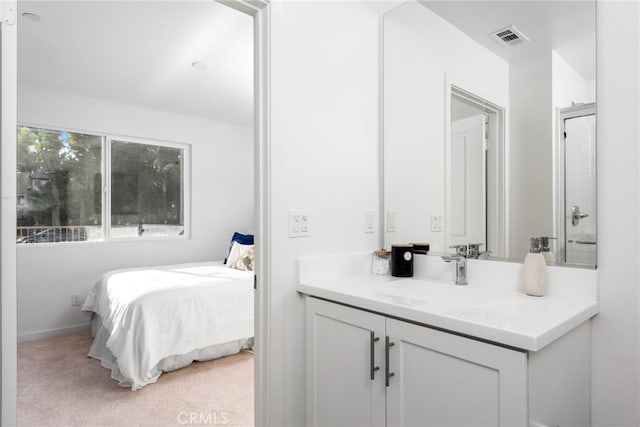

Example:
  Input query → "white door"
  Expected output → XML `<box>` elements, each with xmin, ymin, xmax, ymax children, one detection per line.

<box><xmin>385</xmin><ymin>319</ymin><xmax>527</xmax><ymax>427</ymax></box>
<box><xmin>449</xmin><ymin>114</ymin><xmax>486</xmax><ymax>248</ymax></box>
<box><xmin>305</xmin><ymin>298</ymin><xmax>386</xmax><ymax>427</ymax></box>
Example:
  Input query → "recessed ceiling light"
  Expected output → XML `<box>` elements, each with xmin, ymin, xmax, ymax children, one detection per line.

<box><xmin>21</xmin><ymin>12</ymin><xmax>42</xmax><ymax>22</ymax></box>
<box><xmin>191</xmin><ymin>61</ymin><xmax>208</xmax><ymax>71</ymax></box>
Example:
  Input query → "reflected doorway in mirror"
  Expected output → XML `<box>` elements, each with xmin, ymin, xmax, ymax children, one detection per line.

<box><xmin>446</xmin><ymin>84</ymin><xmax>506</xmax><ymax>258</ymax></box>
<box><xmin>555</xmin><ymin>103</ymin><xmax>597</xmax><ymax>266</ymax></box>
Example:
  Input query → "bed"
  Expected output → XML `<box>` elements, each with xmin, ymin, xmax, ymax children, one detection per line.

<box><xmin>81</xmin><ymin>260</ymin><xmax>254</xmax><ymax>390</ymax></box>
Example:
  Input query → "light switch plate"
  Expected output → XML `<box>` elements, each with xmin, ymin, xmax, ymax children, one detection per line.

<box><xmin>431</xmin><ymin>212</ymin><xmax>443</xmax><ymax>232</ymax></box>
<box><xmin>365</xmin><ymin>211</ymin><xmax>375</xmax><ymax>233</ymax></box>
<box><xmin>387</xmin><ymin>210</ymin><xmax>397</xmax><ymax>232</ymax></box>
<box><xmin>289</xmin><ymin>211</ymin><xmax>311</xmax><ymax>237</ymax></box>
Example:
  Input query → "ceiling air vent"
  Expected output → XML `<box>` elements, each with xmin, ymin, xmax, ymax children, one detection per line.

<box><xmin>490</xmin><ymin>25</ymin><xmax>530</xmax><ymax>47</ymax></box>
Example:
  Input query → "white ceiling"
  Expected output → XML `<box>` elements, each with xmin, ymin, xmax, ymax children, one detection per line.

<box><xmin>18</xmin><ymin>1</ymin><xmax>254</xmax><ymax>127</ymax></box>
<box><xmin>18</xmin><ymin>1</ymin><xmax>594</xmax><ymax>128</ymax></box>
<box><xmin>419</xmin><ymin>1</ymin><xmax>596</xmax><ymax>80</ymax></box>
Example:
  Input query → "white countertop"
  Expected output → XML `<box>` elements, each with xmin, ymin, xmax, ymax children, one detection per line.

<box><xmin>298</xmin><ymin>274</ymin><xmax>599</xmax><ymax>351</ymax></box>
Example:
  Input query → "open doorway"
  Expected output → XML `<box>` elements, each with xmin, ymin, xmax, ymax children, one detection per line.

<box><xmin>11</xmin><ymin>2</ymin><xmax>268</xmax><ymax>424</ymax></box>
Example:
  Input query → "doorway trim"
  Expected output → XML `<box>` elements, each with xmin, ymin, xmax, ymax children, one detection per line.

<box><xmin>217</xmin><ymin>2</ymin><xmax>272</xmax><ymax>425</ymax></box>
<box><xmin>1</xmin><ymin>1</ymin><xmax>18</xmax><ymax>424</ymax></box>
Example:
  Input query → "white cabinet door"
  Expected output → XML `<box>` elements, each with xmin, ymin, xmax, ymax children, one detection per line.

<box><xmin>385</xmin><ymin>319</ymin><xmax>528</xmax><ymax>427</ymax></box>
<box><xmin>306</xmin><ymin>298</ymin><xmax>386</xmax><ymax>427</ymax></box>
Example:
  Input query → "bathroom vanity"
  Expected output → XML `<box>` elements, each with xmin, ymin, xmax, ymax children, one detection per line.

<box><xmin>298</xmin><ymin>2</ymin><xmax>600</xmax><ymax>424</ymax></box>
<box><xmin>298</xmin><ymin>253</ymin><xmax>598</xmax><ymax>427</ymax></box>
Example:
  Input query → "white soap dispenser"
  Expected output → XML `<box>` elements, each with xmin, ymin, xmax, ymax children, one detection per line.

<box><xmin>520</xmin><ymin>237</ymin><xmax>548</xmax><ymax>297</ymax></box>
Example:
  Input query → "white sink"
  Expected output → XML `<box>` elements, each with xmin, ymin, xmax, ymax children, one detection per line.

<box><xmin>373</xmin><ymin>277</ymin><xmax>500</xmax><ymax>310</ymax></box>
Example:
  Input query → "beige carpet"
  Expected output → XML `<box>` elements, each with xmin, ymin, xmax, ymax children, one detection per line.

<box><xmin>18</xmin><ymin>331</ymin><xmax>254</xmax><ymax>427</ymax></box>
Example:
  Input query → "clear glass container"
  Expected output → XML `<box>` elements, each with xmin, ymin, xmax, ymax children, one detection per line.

<box><xmin>371</xmin><ymin>249</ymin><xmax>391</xmax><ymax>275</ymax></box>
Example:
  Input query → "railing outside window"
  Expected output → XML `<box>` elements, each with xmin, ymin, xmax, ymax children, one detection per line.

<box><xmin>16</xmin><ymin>226</ymin><xmax>91</xmax><ymax>244</ymax></box>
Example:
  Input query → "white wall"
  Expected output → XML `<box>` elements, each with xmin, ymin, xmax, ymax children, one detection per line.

<box><xmin>592</xmin><ymin>1</ymin><xmax>640</xmax><ymax>425</ymax></box>
<box><xmin>508</xmin><ymin>51</ymin><xmax>554</xmax><ymax>258</ymax></box>
<box><xmin>16</xmin><ymin>86</ymin><xmax>254</xmax><ymax>340</ymax></box>
<box><xmin>552</xmin><ymin>50</ymin><xmax>594</xmax><ymax>108</ymax></box>
<box><xmin>383</xmin><ymin>1</ymin><xmax>509</xmax><ymax>252</ymax></box>
<box><xmin>268</xmin><ymin>1</ymin><xmax>387</xmax><ymax>424</ymax></box>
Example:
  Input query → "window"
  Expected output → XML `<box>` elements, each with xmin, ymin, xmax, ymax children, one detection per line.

<box><xmin>110</xmin><ymin>140</ymin><xmax>184</xmax><ymax>239</ymax></box>
<box><xmin>17</xmin><ymin>125</ymin><xmax>188</xmax><ymax>244</ymax></box>
<box><xmin>17</xmin><ymin>126</ymin><xmax>102</xmax><ymax>243</ymax></box>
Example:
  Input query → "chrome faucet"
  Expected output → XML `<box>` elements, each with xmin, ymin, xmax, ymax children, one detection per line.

<box><xmin>441</xmin><ymin>244</ymin><xmax>468</xmax><ymax>286</ymax></box>
<box><xmin>468</xmin><ymin>243</ymin><xmax>491</xmax><ymax>259</ymax></box>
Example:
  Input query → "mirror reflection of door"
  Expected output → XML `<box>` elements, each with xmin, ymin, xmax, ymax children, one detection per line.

<box><xmin>448</xmin><ymin>87</ymin><xmax>504</xmax><ymax>256</ymax></box>
<box><xmin>559</xmin><ymin>104</ymin><xmax>596</xmax><ymax>265</ymax></box>
<box><xmin>450</xmin><ymin>114</ymin><xmax>486</xmax><ymax>247</ymax></box>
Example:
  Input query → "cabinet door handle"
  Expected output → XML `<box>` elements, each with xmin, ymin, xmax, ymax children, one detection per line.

<box><xmin>370</xmin><ymin>332</ymin><xmax>380</xmax><ymax>380</ymax></box>
<box><xmin>385</xmin><ymin>336</ymin><xmax>395</xmax><ymax>387</ymax></box>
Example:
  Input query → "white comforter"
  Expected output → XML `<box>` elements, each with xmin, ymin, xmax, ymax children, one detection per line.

<box><xmin>82</xmin><ymin>261</ymin><xmax>254</xmax><ymax>390</ymax></box>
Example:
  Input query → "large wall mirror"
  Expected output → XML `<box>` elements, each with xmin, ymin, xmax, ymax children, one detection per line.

<box><xmin>383</xmin><ymin>0</ymin><xmax>596</xmax><ymax>268</ymax></box>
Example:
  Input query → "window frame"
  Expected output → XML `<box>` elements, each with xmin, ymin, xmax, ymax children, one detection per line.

<box><xmin>17</xmin><ymin>122</ymin><xmax>191</xmax><ymax>244</ymax></box>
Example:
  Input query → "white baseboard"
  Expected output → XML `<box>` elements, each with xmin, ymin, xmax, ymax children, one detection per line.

<box><xmin>17</xmin><ymin>323</ymin><xmax>91</xmax><ymax>343</ymax></box>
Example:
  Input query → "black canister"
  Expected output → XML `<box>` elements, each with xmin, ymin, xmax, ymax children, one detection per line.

<box><xmin>391</xmin><ymin>244</ymin><xmax>414</xmax><ymax>277</ymax></box>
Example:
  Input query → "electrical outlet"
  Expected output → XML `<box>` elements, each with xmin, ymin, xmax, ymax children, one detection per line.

<box><xmin>71</xmin><ymin>294</ymin><xmax>81</xmax><ymax>307</ymax></box>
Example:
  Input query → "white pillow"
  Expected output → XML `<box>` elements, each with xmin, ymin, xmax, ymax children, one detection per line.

<box><xmin>226</xmin><ymin>241</ymin><xmax>255</xmax><ymax>271</ymax></box>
